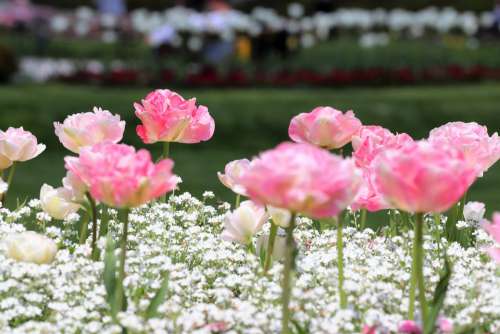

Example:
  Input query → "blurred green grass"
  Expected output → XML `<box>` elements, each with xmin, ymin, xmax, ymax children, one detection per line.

<box><xmin>0</xmin><ymin>83</ymin><xmax>498</xmax><ymax>216</ymax></box>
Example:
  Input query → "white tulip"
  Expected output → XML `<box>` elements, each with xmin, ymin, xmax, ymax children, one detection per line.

<box><xmin>267</xmin><ymin>205</ymin><xmax>291</xmax><ymax>228</ymax></box>
<box><xmin>4</xmin><ymin>231</ymin><xmax>58</xmax><ymax>264</ymax></box>
<box><xmin>256</xmin><ymin>231</ymin><xmax>287</xmax><ymax>261</ymax></box>
<box><xmin>40</xmin><ymin>184</ymin><xmax>81</xmax><ymax>220</ymax></box>
<box><xmin>463</xmin><ymin>201</ymin><xmax>486</xmax><ymax>222</ymax></box>
<box><xmin>221</xmin><ymin>200</ymin><xmax>268</xmax><ymax>245</ymax></box>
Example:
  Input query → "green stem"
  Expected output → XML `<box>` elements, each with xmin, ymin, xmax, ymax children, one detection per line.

<box><xmin>281</xmin><ymin>213</ymin><xmax>296</xmax><ymax>334</ymax></box>
<box><xmin>99</xmin><ymin>204</ymin><xmax>109</xmax><ymax>237</ymax></box>
<box><xmin>458</xmin><ymin>190</ymin><xmax>468</xmax><ymax>221</ymax></box>
<box><xmin>360</xmin><ymin>209</ymin><xmax>367</xmax><ymax>230</ymax></box>
<box><xmin>1</xmin><ymin>163</ymin><xmax>16</xmax><ymax>206</ymax></box>
<box><xmin>79</xmin><ymin>211</ymin><xmax>89</xmax><ymax>244</ymax></box>
<box><xmin>116</xmin><ymin>208</ymin><xmax>130</xmax><ymax>311</ymax></box>
<box><xmin>264</xmin><ymin>222</ymin><xmax>278</xmax><ymax>273</ymax></box>
<box><xmin>414</xmin><ymin>213</ymin><xmax>428</xmax><ymax>326</ymax></box>
<box><xmin>161</xmin><ymin>142</ymin><xmax>171</xmax><ymax>203</ymax></box>
<box><xmin>247</xmin><ymin>241</ymin><xmax>256</xmax><ymax>255</ymax></box>
<box><xmin>337</xmin><ymin>214</ymin><xmax>347</xmax><ymax>309</ymax></box>
<box><xmin>235</xmin><ymin>194</ymin><xmax>241</xmax><ymax>208</ymax></box>
<box><xmin>86</xmin><ymin>193</ymin><xmax>98</xmax><ymax>260</ymax></box>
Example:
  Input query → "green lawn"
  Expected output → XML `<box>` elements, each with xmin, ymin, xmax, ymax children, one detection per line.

<box><xmin>0</xmin><ymin>83</ymin><xmax>499</xmax><ymax>216</ymax></box>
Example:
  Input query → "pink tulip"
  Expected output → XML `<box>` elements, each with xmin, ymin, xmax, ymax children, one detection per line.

<box><xmin>428</xmin><ymin>122</ymin><xmax>500</xmax><ymax>176</ymax></box>
<box><xmin>482</xmin><ymin>212</ymin><xmax>500</xmax><ymax>263</ymax></box>
<box><xmin>135</xmin><ymin>89</ymin><xmax>215</xmax><ymax>144</ymax></box>
<box><xmin>352</xmin><ymin>125</ymin><xmax>414</xmax><ymax>169</ymax></box>
<box><xmin>398</xmin><ymin>320</ymin><xmax>422</xmax><ymax>334</ymax></box>
<box><xmin>65</xmin><ymin>142</ymin><xmax>178</xmax><ymax>208</ymax></box>
<box><xmin>217</xmin><ymin>159</ymin><xmax>251</xmax><ymax>196</ymax></box>
<box><xmin>54</xmin><ymin>107</ymin><xmax>125</xmax><ymax>153</ymax></box>
<box><xmin>351</xmin><ymin>170</ymin><xmax>390</xmax><ymax>212</ymax></box>
<box><xmin>240</xmin><ymin>142</ymin><xmax>362</xmax><ymax>219</ymax></box>
<box><xmin>288</xmin><ymin>106</ymin><xmax>362</xmax><ymax>149</ymax></box>
<box><xmin>373</xmin><ymin>141</ymin><xmax>476</xmax><ymax>213</ymax></box>
<box><xmin>0</xmin><ymin>127</ymin><xmax>45</xmax><ymax>170</ymax></box>
<box><xmin>351</xmin><ymin>126</ymin><xmax>414</xmax><ymax>212</ymax></box>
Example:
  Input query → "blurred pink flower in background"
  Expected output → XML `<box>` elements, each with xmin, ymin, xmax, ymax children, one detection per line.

<box><xmin>0</xmin><ymin>127</ymin><xmax>45</xmax><ymax>170</ymax></box>
<box><xmin>241</xmin><ymin>142</ymin><xmax>362</xmax><ymax>219</ymax></box>
<box><xmin>438</xmin><ymin>317</ymin><xmax>454</xmax><ymax>333</ymax></box>
<box><xmin>217</xmin><ymin>158</ymin><xmax>251</xmax><ymax>196</ymax></box>
<box><xmin>65</xmin><ymin>142</ymin><xmax>178</xmax><ymax>208</ymax></box>
<box><xmin>54</xmin><ymin>107</ymin><xmax>125</xmax><ymax>153</ymax></box>
<box><xmin>288</xmin><ymin>106</ymin><xmax>362</xmax><ymax>149</ymax></box>
<box><xmin>135</xmin><ymin>89</ymin><xmax>215</xmax><ymax>144</ymax></box>
<box><xmin>428</xmin><ymin>121</ymin><xmax>500</xmax><ymax>176</ymax></box>
<box><xmin>374</xmin><ymin>141</ymin><xmax>477</xmax><ymax>213</ymax></box>
<box><xmin>482</xmin><ymin>212</ymin><xmax>500</xmax><ymax>263</ymax></box>
<box><xmin>398</xmin><ymin>320</ymin><xmax>421</xmax><ymax>334</ymax></box>
<box><xmin>221</xmin><ymin>200</ymin><xmax>268</xmax><ymax>245</ymax></box>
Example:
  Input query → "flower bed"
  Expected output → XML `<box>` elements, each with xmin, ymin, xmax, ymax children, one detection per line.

<box><xmin>0</xmin><ymin>195</ymin><xmax>499</xmax><ymax>333</ymax></box>
<box><xmin>0</xmin><ymin>88</ymin><xmax>499</xmax><ymax>333</ymax></box>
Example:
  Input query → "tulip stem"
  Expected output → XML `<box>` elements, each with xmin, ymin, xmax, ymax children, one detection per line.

<box><xmin>161</xmin><ymin>142</ymin><xmax>171</xmax><ymax>203</ymax></box>
<box><xmin>281</xmin><ymin>213</ymin><xmax>296</xmax><ymax>334</ymax></box>
<box><xmin>411</xmin><ymin>213</ymin><xmax>428</xmax><ymax>326</ymax></box>
<box><xmin>458</xmin><ymin>190</ymin><xmax>468</xmax><ymax>221</ymax></box>
<box><xmin>360</xmin><ymin>208</ymin><xmax>367</xmax><ymax>230</ymax></box>
<box><xmin>264</xmin><ymin>222</ymin><xmax>278</xmax><ymax>273</ymax></box>
<box><xmin>1</xmin><ymin>163</ymin><xmax>16</xmax><ymax>206</ymax></box>
<box><xmin>86</xmin><ymin>193</ymin><xmax>98</xmax><ymax>261</ymax></box>
<box><xmin>79</xmin><ymin>211</ymin><xmax>89</xmax><ymax>244</ymax></box>
<box><xmin>116</xmin><ymin>208</ymin><xmax>130</xmax><ymax>311</ymax></box>
<box><xmin>337</xmin><ymin>214</ymin><xmax>347</xmax><ymax>309</ymax></box>
<box><xmin>235</xmin><ymin>194</ymin><xmax>241</xmax><ymax>208</ymax></box>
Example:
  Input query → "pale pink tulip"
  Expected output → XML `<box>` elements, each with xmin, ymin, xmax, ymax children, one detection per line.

<box><xmin>352</xmin><ymin>125</ymin><xmax>414</xmax><ymax>169</ymax></box>
<box><xmin>240</xmin><ymin>142</ymin><xmax>362</xmax><ymax>219</ymax></box>
<box><xmin>428</xmin><ymin>121</ymin><xmax>500</xmax><ymax>176</ymax></box>
<box><xmin>135</xmin><ymin>89</ymin><xmax>215</xmax><ymax>144</ymax></box>
<box><xmin>62</xmin><ymin>171</ymin><xmax>87</xmax><ymax>202</ymax></box>
<box><xmin>0</xmin><ymin>127</ymin><xmax>45</xmax><ymax>169</ymax></box>
<box><xmin>288</xmin><ymin>106</ymin><xmax>362</xmax><ymax>149</ymax></box>
<box><xmin>217</xmin><ymin>159</ymin><xmax>251</xmax><ymax>196</ymax></box>
<box><xmin>40</xmin><ymin>184</ymin><xmax>81</xmax><ymax>220</ymax></box>
<box><xmin>65</xmin><ymin>142</ymin><xmax>178</xmax><ymax>208</ymax></box>
<box><xmin>221</xmin><ymin>200</ymin><xmax>268</xmax><ymax>245</ymax></box>
<box><xmin>373</xmin><ymin>141</ymin><xmax>476</xmax><ymax>213</ymax></box>
<box><xmin>54</xmin><ymin>107</ymin><xmax>125</xmax><ymax>153</ymax></box>
<box><xmin>482</xmin><ymin>212</ymin><xmax>500</xmax><ymax>263</ymax></box>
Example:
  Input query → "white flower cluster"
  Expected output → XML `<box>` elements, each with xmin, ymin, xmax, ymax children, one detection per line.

<box><xmin>44</xmin><ymin>5</ymin><xmax>495</xmax><ymax>45</ymax></box>
<box><xmin>0</xmin><ymin>193</ymin><xmax>499</xmax><ymax>333</ymax></box>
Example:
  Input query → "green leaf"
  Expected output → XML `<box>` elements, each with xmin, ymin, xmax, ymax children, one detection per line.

<box><xmin>312</xmin><ymin>220</ymin><xmax>321</xmax><ymax>233</ymax></box>
<box><xmin>424</xmin><ymin>258</ymin><xmax>452</xmax><ymax>334</ymax></box>
<box><xmin>291</xmin><ymin>319</ymin><xmax>309</xmax><ymax>334</ymax></box>
<box><xmin>145</xmin><ymin>274</ymin><xmax>170</xmax><ymax>319</ymax></box>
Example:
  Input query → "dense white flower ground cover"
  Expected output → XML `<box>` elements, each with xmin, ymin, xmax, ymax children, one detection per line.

<box><xmin>0</xmin><ymin>193</ymin><xmax>498</xmax><ymax>333</ymax></box>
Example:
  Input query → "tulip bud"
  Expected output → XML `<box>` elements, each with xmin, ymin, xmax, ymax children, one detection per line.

<box><xmin>221</xmin><ymin>200</ymin><xmax>268</xmax><ymax>245</ymax></box>
<box><xmin>40</xmin><ymin>184</ymin><xmax>81</xmax><ymax>220</ymax></box>
<box><xmin>5</xmin><ymin>231</ymin><xmax>58</xmax><ymax>264</ymax></box>
<box><xmin>267</xmin><ymin>205</ymin><xmax>291</xmax><ymax>228</ymax></box>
